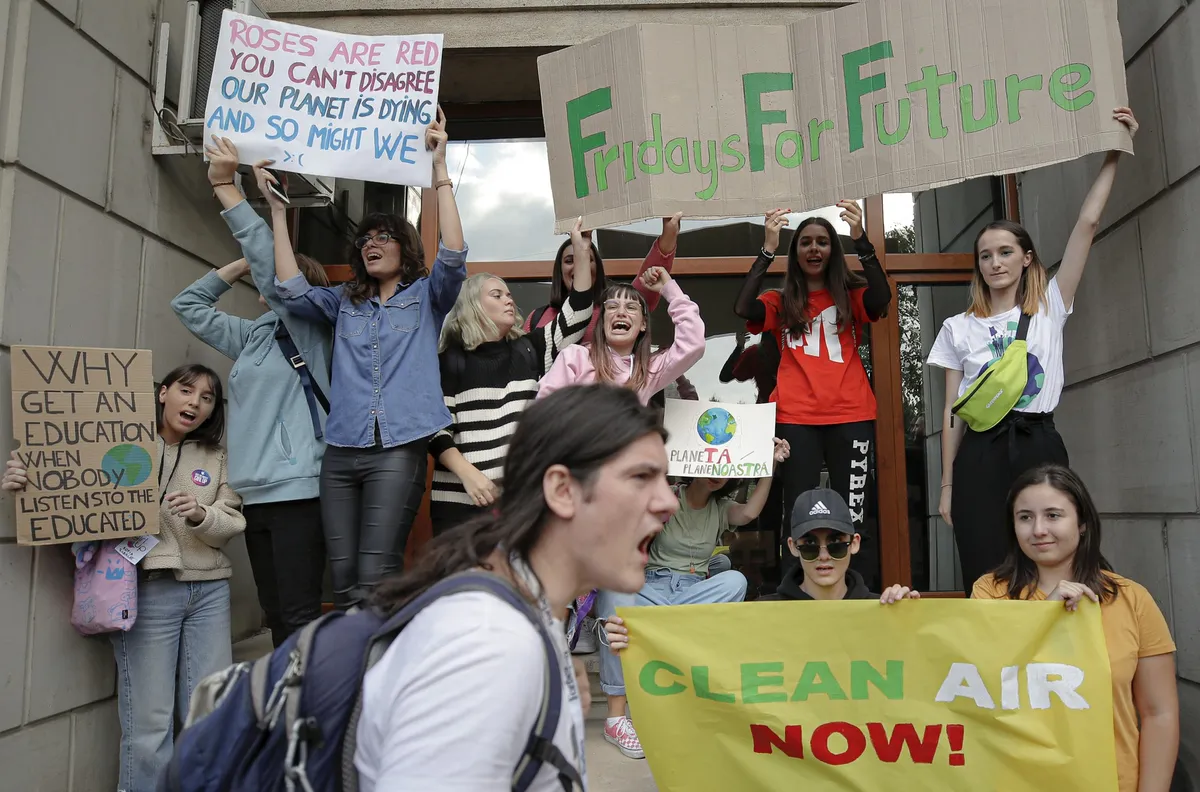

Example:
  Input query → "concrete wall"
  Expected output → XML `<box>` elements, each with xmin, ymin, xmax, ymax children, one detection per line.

<box><xmin>0</xmin><ymin>1</ymin><xmax>266</xmax><ymax>786</ymax></box>
<box><xmin>918</xmin><ymin>0</ymin><xmax>1200</xmax><ymax>784</ymax></box>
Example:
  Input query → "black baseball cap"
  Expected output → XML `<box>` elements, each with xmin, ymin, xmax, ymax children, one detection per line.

<box><xmin>790</xmin><ymin>488</ymin><xmax>855</xmax><ymax>539</ymax></box>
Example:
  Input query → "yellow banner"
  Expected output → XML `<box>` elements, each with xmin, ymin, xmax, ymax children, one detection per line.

<box><xmin>620</xmin><ymin>600</ymin><xmax>1117</xmax><ymax>791</ymax></box>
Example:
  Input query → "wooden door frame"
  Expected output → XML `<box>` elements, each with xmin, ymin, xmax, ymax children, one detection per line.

<box><xmin>386</xmin><ymin>175</ymin><xmax>1015</xmax><ymax>586</ymax></box>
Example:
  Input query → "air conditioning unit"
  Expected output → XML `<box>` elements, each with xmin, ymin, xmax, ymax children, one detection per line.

<box><xmin>151</xmin><ymin>0</ymin><xmax>335</xmax><ymax>208</ymax></box>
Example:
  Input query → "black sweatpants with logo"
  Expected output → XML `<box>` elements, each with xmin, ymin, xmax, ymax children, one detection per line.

<box><xmin>951</xmin><ymin>412</ymin><xmax>1068</xmax><ymax>595</ymax></box>
<box><xmin>771</xmin><ymin>420</ymin><xmax>875</xmax><ymax>542</ymax></box>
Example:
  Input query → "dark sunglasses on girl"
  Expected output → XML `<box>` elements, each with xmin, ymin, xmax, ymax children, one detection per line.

<box><xmin>795</xmin><ymin>539</ymin><xmax>851</xmax><ymax>562</ymax></box>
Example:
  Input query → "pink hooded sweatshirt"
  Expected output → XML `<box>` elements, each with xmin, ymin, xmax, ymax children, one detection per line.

<box><xmin>536</xmin><ymin>280</ymin><xmax>706</xmax><ymax>406</ymax></box>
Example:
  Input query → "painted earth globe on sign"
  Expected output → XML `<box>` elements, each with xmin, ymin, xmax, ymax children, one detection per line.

<box><xmin>696</xmin><ymin>408</ymin><xmax>737</xmax><ymax>445</ymax></box>
<box><xmin>101</xmin><ymin>444</ymin><xmax>152</xmax><ymax>487</ymax></box>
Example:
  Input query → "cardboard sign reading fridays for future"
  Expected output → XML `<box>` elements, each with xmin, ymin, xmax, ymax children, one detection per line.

<box><xmin>664</xmin><ymin>399</ymin><xmax>777</xmax><ymax>479</ymax></box>
<box><xmin>10</xmin><ymin>347</ymin><xmax>159</xmax><ymax>546</ymax></box>
<box><xmin>203</xmin><ymin>11</ymin><xmax>443</xmax><ymax>187</ymax></box>
<box><xmin>537</xmin><ymin>0</ymin><xmax>1131</xmax><ymax>232</ymax></box>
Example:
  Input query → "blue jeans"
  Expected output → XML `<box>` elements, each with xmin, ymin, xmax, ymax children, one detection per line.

<box><xmin>111</xmin><ymin>576</ymin><xmax>232</xmax><ymax>792</ymax></box>
<box><xmin>596</xmin><ymin>568</ymin><xmax>747</xmax><ymax>696</ymax></box>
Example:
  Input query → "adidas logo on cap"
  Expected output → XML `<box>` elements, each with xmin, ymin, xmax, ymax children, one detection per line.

<box><xmin>808</xmin><ymin>501</ymin><xmax>831</xmax><ymax>516</ymax></box>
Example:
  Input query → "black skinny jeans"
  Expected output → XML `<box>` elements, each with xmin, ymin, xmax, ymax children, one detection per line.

<box><xmin>242</xmin><ymin>498</ymin><xmax>326</xmax><ymax>647</ymax></box>
<box><xmin>320</xmin><ymin>439</ymin><xmax>429</xmax><ymax>609</ymax></box>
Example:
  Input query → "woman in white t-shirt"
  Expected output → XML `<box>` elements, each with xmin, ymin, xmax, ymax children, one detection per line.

<box><xmin>353</xmin><ymin>384</ymin><xmax>677</xmax><ymax>791</ymax></box>
<box><xmin>927</xmin><ymin>106</ymin><xmax>1138</xmax><ymax>595</ymax></box>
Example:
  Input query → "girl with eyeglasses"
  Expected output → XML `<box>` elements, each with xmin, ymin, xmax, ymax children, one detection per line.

<box><xmin>429</xmin><ymin>219</ymin><xmax>596</xmax><ymax>535</ymax></box>
<box><xmin>273</xmin><ymin>107</ymin><xmax>468</xmax><ymax>609</ymax></box>
<box><xmin>972</xmin><ymin>464</ymin><xmax>1177</xmax><ymax>792</ymax></box>
<box><xmin>523</xmin><ymin>213</ymin><xmax>682</xmax><ymax>342</ymax></box>
<box><xmin>536</xmin><ymin>266</ymin><xmax>705</xmax><ymax>405</ymax></box>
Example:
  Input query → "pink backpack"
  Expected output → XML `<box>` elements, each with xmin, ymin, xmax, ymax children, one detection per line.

<box><xmin>70</xmin><ymin>541</ymin><xmax>137</xmax><ymax>635</ymax></box>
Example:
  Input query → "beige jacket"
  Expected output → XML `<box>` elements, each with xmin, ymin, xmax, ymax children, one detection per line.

<box><xmin>144</xmin><ymin>438</ymin><xmax>246</xmax><ymax>581</ymax></box>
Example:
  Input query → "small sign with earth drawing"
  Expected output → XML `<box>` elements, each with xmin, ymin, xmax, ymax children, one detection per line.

<box><xmin>10</xmin><ymin>346</ymin><xmax>159</xmax><ymax>546</ymax></box>
<box><xmin>663</xmin><ymin>399</ymin><xmax>777</xmax><ymax>479</ymax></box>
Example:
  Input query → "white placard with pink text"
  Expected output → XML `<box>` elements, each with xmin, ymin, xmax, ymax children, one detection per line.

<box><xmin>203</xmin><ymin>10</ymin><xmax>443</xmax><ymax>187</ymax></box>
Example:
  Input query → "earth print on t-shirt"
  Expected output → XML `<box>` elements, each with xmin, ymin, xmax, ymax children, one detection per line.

<box><xmin>980</xmin><ymin>320</ymin><xmax>1045</xmax><ymax>408</ymax></box>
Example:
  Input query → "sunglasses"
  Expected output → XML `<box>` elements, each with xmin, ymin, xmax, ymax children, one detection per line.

<box><xmin>795</xmin><ymin>540</ymin><xmax>851</xmax><ymax>562</ymax></box>
<box><xmin>355</xmin><ymin>232</ymin><xmax>394</xmax><ymax>249</ymax></box>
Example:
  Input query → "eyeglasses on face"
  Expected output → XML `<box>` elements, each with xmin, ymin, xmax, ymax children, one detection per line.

<box><xmin>604</xmin><ymin>300</ymin><xmax>642</xmax><ymax>314</ymax></box>
<box><xmin>355</xmin><ymin>232</ymin><xmax>394</xmax><ymax>249</ymax></box>
<box><xmin>795</xmin><ymin>539</ymin><xmax>851</xmax><ymax>562</ymax></box>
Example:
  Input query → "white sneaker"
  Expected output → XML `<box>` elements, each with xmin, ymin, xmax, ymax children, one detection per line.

<box><xmin>604</xmin><ymin>716</ymin><xmax>645</xmax><ymax>759</ymax></box>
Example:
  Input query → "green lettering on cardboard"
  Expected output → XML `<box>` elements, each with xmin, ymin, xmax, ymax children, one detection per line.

<box><xmin>566</xmin><ymin>87</ymin><xmax>612</xmax><ymax>198</ymax></box>
<box><xmin>791</xmin><ymin>661</ymin><xmax>848</xmax><ymax>701</ymax></box>
<box><xmin>850</xmin><ymin>660</ymin><xmax>904</xmax><ymax>700</ymax></box>
<box><xmin>693</xmin><ymin>666</ymin><xmax>736</xmax><ymax>703</ymax></box>
<box><xmin>808</xmin><ymin>118</ymin><xmax>835</xmax><ymax>161</ymax></box>
<box><xmin>843</xmin><ymin>41</ymin><xmax>894</xmax><ymax>152</ymax></box>
<box><xmin>742</xmin><ymin>662</ymin><xmax>789</xmax><ymax>704</ymax></box>
<box><xmin>743</xmin><ymin>72</ymin><xmax>794</xmax><ymax>172</ymax></box>
<box><xmin>1006</xmin><ymin>73</ymin><xmax>1044</xmax><ymax>123</ymax></box>
<box><xmin>960</xmin><ymin>80</ymin><xmax>999</xmax><ymax>133</ymax></box>
<box><xmin>638</xmin><ymin>114</ymin><xmax>665</xmax><ymax>174</ymax></box>
<box><xmin>639</xmin><ymin>660</ymin><xmax>686</xmax><ymax>696</ymax></box>
<box><xmin>774</xmin><ymin>130</ymin><xmax>804</xmax><ymax>168</ymax></box>
<box><xmin>905</xmin><ymin>65</ymin><xmax>957</xmax><ymax>139</ymax></box>
<box><xmin>622</xmin><ymin>141</ymin><xmax>636</xmax><ymax>182</ymax></box>
<box><xmin>665</xmin><ymin>137</ymin><xmax>691</xmax><ymax>174</ymax></box>
<box><xmin>1049</xmin><ymin>63</ymin><xmax>1095</xmax><ymax>111</ymax></box>
<box><xmin>721</xmin><ymin>134</ymin><xmax>746</xmax><ymax>172</ymax></box>
<box><xmin>693</xmin><ymin>139</ymin><xmax>719</xmax><ymax>200</ymax></box>
<box><xmin>875</xmin><ymin>99</ymin><xmax>912</xmax><ymax>145</ymax></box>
<box><xmin>592</xmin><ymin>146</ymin><xmax>621</xmax><ymax>193</ymax></box>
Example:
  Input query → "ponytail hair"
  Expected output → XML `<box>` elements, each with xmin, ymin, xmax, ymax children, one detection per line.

<box><xmin>372</xmin><ymin>384</ymin><xmax>667</xmax><ymax>614</ymax></box>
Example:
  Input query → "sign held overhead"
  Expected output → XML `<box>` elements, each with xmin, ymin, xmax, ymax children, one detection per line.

<box><xmin>203</xmin><ymin>10</ymin><xmax>443</xmax><ymax>187</ymax></box>
<box><xmin>10</xmin><ymin>347</ymin><xmax>160</xmax><ymax>546</ymax></box>
<box><xmin>537</xmin><ymin>0</ymin><xmax>1131</xmax><ymax>232</ymax></box>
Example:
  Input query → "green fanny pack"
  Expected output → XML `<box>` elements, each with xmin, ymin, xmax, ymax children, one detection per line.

<box><xmin>951</xmin><ymin>312</ymin><xmax>1032</xmax><ymax>432</ymax></box>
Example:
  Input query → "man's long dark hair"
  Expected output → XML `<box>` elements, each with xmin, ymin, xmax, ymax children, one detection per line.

<box><xmin>780</xmin><ymin>216</ymin><xmax>865</xmax><ymax>336</ymax></box>
<box><xmin>344</xmin><ymin>212</ymin><xmax>427</xmax><ymax>304</ymax></box>
<box><xmin>992</xmin><ymin>464</ymin><xmax>1120</xmax><ymax>603</ymax></box>
<box><xmin>372</xmin><ymin>384</ymin><xmax>667</xmax><ymax>615</ymax></box>
<box><xmin>156</xmin><ymin>364</ymin><xmax>225</xmax><ymax>448</ymax></box>
<box><xmin>549</xmin><ymin>236</ymin><xmax>605</xmax><ymax>310</ymax></box>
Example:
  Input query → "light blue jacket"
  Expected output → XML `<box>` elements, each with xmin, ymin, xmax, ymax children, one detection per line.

<box><xmin>171</xmin><ymin>201</ymin><xmax>333</xmax><ymax>505</ymax></box>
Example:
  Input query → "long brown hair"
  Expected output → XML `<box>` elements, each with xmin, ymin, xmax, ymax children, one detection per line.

<box><xmin>343</xmin><ymin>212</ymin><xmax>426</xmax><ymax>304</ymax></box>
<box><xmin>967</xmin><ymin>220</ymin><xmax>1049</xmax><ymax>318</ymax></box>
<box><xmin>372</xmin><ymin>385</ymin><xmax>667</xmax><ymax>614</ymax></box>
<box><xmin>591</xmin><ymin>284</ymin><xmax>654</xmax><ymax>393</ymax></box>
<box><xmin>549</xmin><ymin>236</ymin><xmax>605</xmax><ymax>310</ymax></box>
<box><xmin>780</xmin><ymin>217</ymin><xmax>865</xmax><ymax>336</ymax></box>
<box><xmin>992</xmin><ymin>464</ymin><xmax>1120</xmax><ymax>604</ymax></box>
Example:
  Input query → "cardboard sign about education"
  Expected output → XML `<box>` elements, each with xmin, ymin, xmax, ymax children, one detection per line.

<box><xmin>204</xmin><ymin>10</ymin><xmax>443</xmax><ymax>186</ymax></box>
<box><xmin>620</xmin><ymin>600</ymin><xmax>1118</xmax><ymax>791</ymax></box>
<box><xmin>538</xmin><ymin>0</ymin><xmax>1130</xmax><ymax>231</ymax></box>
<box><xmin>10</xmin><ymin>347</ymin><xmax>159</xmax><ymax>546</ymax></box>
<box><xmin>664</xmin><ymin>399</ymin><xmax>776</xmax><ymax>479</ymax></box>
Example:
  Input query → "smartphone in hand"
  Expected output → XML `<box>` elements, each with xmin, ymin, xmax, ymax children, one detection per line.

<box><xmin>264</xmin><ymin>169</ymin><xmax>290</xmax><ymax>205</ymax></box>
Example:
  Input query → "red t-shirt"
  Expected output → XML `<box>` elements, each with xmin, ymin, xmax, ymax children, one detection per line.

<box><xmin>749</xmin><ymin>289</ymin><xmax>876</xmax><ymax>425</ymax></box>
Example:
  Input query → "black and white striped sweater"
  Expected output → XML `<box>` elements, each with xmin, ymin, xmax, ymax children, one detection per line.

<box><xmin>429</xmin><ymin>285</ymin><xmax>595</xmax><ymax>507</ymax></box>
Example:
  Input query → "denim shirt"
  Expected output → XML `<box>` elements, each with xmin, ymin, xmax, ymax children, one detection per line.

<box><xmin>276</xmin><ymin>242</ymin><xmax>468</xmax><ymax>449</ymax></box>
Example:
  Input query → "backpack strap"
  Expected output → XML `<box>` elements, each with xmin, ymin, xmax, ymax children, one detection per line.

<box><xmin>1015</xmin><ymin>310</ymin><xmax>1032</xmax><ymax>342</ymax></box>
<box><xmin>528</xmin><ymin>305</ymin><xmax>549</xmax><ymax>331</ymax></box>
<box><xmin>340</xmin><ymin>571</ymin><xmax>584</xmax><ymax>792</ymax></box>
<box><xmin>275</xmin><ymin>323</ymin><xmax>329</xmax><ymax>441</ymax></box>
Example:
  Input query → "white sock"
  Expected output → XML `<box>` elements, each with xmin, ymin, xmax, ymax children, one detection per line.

<box><xmin>606</xmin><ymin>716</ymin><xmax>623</xmax><ymax>726</ymax></box>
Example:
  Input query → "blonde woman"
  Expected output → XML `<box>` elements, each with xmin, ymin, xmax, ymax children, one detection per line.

<box><xmin>430</xmin><ymin>221</ymin><xmax>595</xmax><ymax>535</ymax></box>
<box><xmin>928</xmin><ymin>107</ymin><xmax>1138</xmax><ymax>592</ymax></box>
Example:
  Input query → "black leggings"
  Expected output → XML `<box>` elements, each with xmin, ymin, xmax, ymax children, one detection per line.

<box><xmin>776</xmin><ymin>421</ymin><xmax>875</xmax><ymax>527</ymax></box>
<box><xmin>242</xmin><ymin>498</ymin><xmax>326</xmax><ymax>647</ymax></box>
<box><xmin>320</xmin><ymin>440</ymin><xmax>428</xmax><ymax>609</ymax></box>
<box><xmin>951</xmin><ymin>412</ymin><xmax>1068</xmax><ymax>595</ymax></box>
